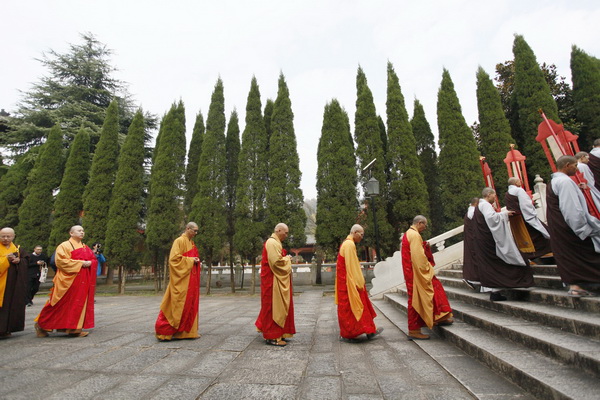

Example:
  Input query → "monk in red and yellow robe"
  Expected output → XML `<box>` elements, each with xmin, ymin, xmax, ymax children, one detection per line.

<box><xmin>335</xmin><ymin>225</ymin><xmax>381</xmax><ymax>340</ymax></box>
<box><xmin>401</xmin><ymin>216</ymin><xmax>453</xmax><ymax>340</ymax></box>
<box><xmin>255</xmin><ymin>223</ymin><xmax>295</xmax><ymax>346</ymax></box>
<box><xmin>35</xmin><ymin>225</ymin><xmax>97</xmax><ymax>337</ymax></box>
<box><xmin>155</xmin><ymin>223</ymin><xmax>201</xmax><ymax>341</ymax></box>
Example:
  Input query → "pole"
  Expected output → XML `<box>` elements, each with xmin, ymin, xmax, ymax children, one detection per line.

<box><xmin>371</xmin><ymin>195</ymin><xmax>381</xmax><ymax>262</ymax></box>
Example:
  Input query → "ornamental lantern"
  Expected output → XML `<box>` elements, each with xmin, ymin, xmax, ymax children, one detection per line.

<box><xmin>503</xmin><ymin>144</ymin><xmax>532</xmax><ymax>197</ymax></box>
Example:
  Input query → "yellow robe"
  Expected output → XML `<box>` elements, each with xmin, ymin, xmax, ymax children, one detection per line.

<box><xmin>0</xmin><ymin>243</ymin><xmax>18</xmax><ymax>308</ymax></box>
<box><xmin>405</xmin><ymin>227</ymin><xmax>436</xmax><ymax>328</ymax></box>
<box><xmin>265</xmin><ymin>234</ymin><xmax>292</xmax><ymax>327</ymax></box>
<box><xmin>335</xmin><ymin>236</ymin><xmax>365</xmax><ymax>321</ymax></box>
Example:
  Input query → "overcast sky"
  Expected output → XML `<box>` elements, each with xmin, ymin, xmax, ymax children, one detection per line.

<box><xmin>2</xmin><ymin>0</ymin><xmax>599</xmax><ymax>199</ymax></box>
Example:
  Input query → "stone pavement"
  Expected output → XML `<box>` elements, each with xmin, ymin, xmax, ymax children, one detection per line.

<box><xmin>0</xmin><ymin>288</ymin><xmax>476</xmax><ymax>400</ymax></box>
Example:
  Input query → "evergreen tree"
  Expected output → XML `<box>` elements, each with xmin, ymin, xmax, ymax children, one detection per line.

<box><xmin>316</xmin><ymin>99</ymin><xmax>358</xmax><ymax>253</ymax></box>
<box><xmin>105</xmin><ymin>110</ymin><xmax>146</xmax><ymax>287</ymax></box>
<box><xmin>476</xmin><ymin>67</ymin><xmax>516</xmax><ymax>199</ymax></box>
<box><xmin>146</xmin><ymin>102</ymin><xmax>187</xmax><ymax>264</ymax></box>
<box><xmin>378</xmin><ymin>115</ymin><xmax>388</xmax><ymax>156</ymax></box>
<box><xmin>411</xmin><ymin>99</ymin><xmax>443</xmax><ymax>235</ymax></box>
<box><xmin>512</xmin><ymin>35</ymin><xmax>559</xmax><ymax>179</ymax></box>
<box><xmin>0</xmin><ymin>149</ymin><xmax>39</xmax><ymax>228</ymax></box>
<box><xmin>437</xmin><ymin>69</ymin><xmax>481</xmax><ymax>230</ymax></box>
<box><xmin>266</xmin><ymin>73</ymin><xmax>306</xmax><ymax>247</ymax></box>
<box><xmin>81</xmin><ymin>99</ymin><xmax>120</xmax><ymax>246</ymax></box>
<box><xmin>264</xmin><ymin>99</ymin><xmax>274</xmax><ymax>152</ymax></box>
<box><xmin>184</xmin><ymin>112</ymin><xmax>205</xmax><ymax>215</ymax></box>
<box><xmin>16</xmin><ymin>125</ymin><xmax>65</xmax><ymax>249</ymax></box>
<box><xmin>386</xmin><ymin>62</ymin><xmax>429</xmax><ymax>234</ymax></box>
<box><xmin>48</xmin><ymin>128</ymin><xmax>91</xmax><ymax>253</ymax></box>
<box><xmin>354</xmin><ymin>67</ymin><xmax>393</xmax><ymax>257</ymax></box>
<box><xmin>225</xmin><ymin>109</ymin><xmax>240</xmax><ymax>291</ymax></box>
<box><xmin>235</xmin><ymin>77</ymin><xmax>269</xmax><ymax>275</ymax></box>
<box><xmin>190</xmin><ymin>79</ymin><xmax>227</xmax><ymax>292</ymax></box>
<box><xmin>571</xmin><ymin>45</ymin><xmax>600</xmax><ymax>150</ymax></box>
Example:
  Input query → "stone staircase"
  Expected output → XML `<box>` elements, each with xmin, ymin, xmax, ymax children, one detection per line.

<box><xmin>374</xmin><ymin>263</ymin><xmax>600</xmax><ymax>400</ymax></box>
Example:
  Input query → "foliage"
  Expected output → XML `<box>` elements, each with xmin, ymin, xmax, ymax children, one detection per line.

<box><xmin>411</xmin><ymin>99</ymin><xmax>443</xmax><ymax>235</ymax></box>
<box><xmin>15</xmin><ymin>125</ymin><xmax>65</xmax><ymax>249</ymax></box>
<box><xmin>385</xmin><ymin>62</ymin><xmax>429</xmax><ymax>234</ymax></box>
<box><xmin>265</xmin><ymin>73</ymin><xmax>306</xmax><ymax>247</ymax></box>
<box><xmin>315</xmin><ymin>99</ymin><xmax>358</xmax><ymax>252</ymax></box>
<box><xmin>475</xmin><ymin>67</ymin><xmax>516</xmax><ymax>199</ymax></box>
<box><xmin>105</xmin><ymin>110</ymin><xmax>147</xmax><ymax>268</ymax></box>
<box><xmin>184</xmin><ymin>112</ymin><xmax>205</xmax><ymax>216</ymax></box>
<box><xmin>264</xmin><ymin>99</ymin><xmax>274</xmax><ymax>153</ymax></box>
<box><xmin>437</xmin><ymin>69</ymin><xmax>481</xmax><ymax>230</ymax></box>
<box><xmin>81</xmin><ymin>99</ymin><xmax>120</xmax><ymax>245</ymax></box>
<box><xmin>48</xmin><ymin>128</ymin><xmax>91</xmax><ymax>253</ymax></box>
<box><xmin>225</xmin><ymin>109</ymin><xmax>240</xmax><ymax>260</ymax></box>
<box><xmin>0</xmin><ymin>149</ymin><xmax>39</xmax><ymax>228</ymax></box>
<box><xmin>571</xmin><ymin>45</ymin><xmax>600</xmax><ymax>150</ymax></box>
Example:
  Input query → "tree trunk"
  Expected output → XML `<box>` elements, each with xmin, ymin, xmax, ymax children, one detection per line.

<box><xmin>118</xmin><ymin>265</ymin><xmax>126</xmax><ymax>295</ymax></box>
<box><xmin>250</xmin><ymin>259</ymin><xmax>256</xmax><ymax>295</ymax></box>
<box><xmin>316</xmin><ymin>257</ymin><xmax>322</xmax><ymax>285</ymax></box>
<box><xmin>229</xmin><ymin>248</ymin><xmax>235</xmax><ymax>293</ymax></box>
<box><xmin>206</xmin><ymin>257</ymin><xmax>212</xmax><ymax>295</ymax></box>
<box><xmin>105</xmin><ymin>264</ymin><xmax>114</xmax><ymax>285</ymax></box>
<box><xmin>162</xmin><ymin>254</ymin><xmax>169</xmax><ymax>293</ymax></box>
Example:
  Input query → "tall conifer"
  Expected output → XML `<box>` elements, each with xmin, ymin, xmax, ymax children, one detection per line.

<box><xmin>354</xmin><ymin>67</ymin><xmax>393</xmax><ymax>257</ymax></box>
<box><xmin>0</xmin><ymin>149</ymin><xmax>39</xmax><ymax>227</ymax></box>
<box><xmin>571</xmin><ymin>46</ymin><xmax>600</xmax><ymax>150</ymax></box>
<box><xmin>16</xmin><ymin>125</ymin><xmax>65</xmax><ymax>249</ymax></box>
<box><xmin>386</xmin><ymin>62</ymin><xmax>429</xmax><ymax>234</ymax></box>
<box><xmin>190</xmin><ymin>79</ymin><xmax>227</xmax><ymax>293</ymax></box>
<box><xmin>264</xmin><ymin>99</ymin><xmax>274</xmax><ymax>152</ymax></box>
<box><xmin>105</xmin><ymin>110</ymin><xmax>146</xmax><ymax>291</ymax></box>
<box><xmin>411</xmin><ymin>100</ymin><xmax>443</xmax><ymax>235</ymax></box>
<box><xmin>225</xmin><ymin>109</ymin><xmax>240</xmax><ymax>292</ymax></box>
<box><xmin>48</xmin><ymin>128</ymin><xmax>91</xmax><ymax>252</ymax></box>
<box><xmin>316</xmin><ymin>100</ymin><xmax>358</xmax><ymax>252</ymax></box>
<box><xmin>437</xmin><ymin>69</ymin><xmax>481</xmax><ymax>230</ymax></box>
<box><xmin>512</xmin><ymin>35</ymin><xmax>559</xmax><ymax>179</ymax></box>
<box><xmin>476</xmin><ymin>67</ymin><xmax>516</xmax><ymax>199</ymax></box>
<box><xmin>266</xmin><ymin>73</ymin><xmax>306</xmax><ymax>247</ymax></box>
<box><xmin>82</xmin><ymin>99</ymin><xmax>120</xmax><ymax>245</ymax></box>
<box><xmin>235</xmin><ymin>77</ymin><xmax>269</xmax><ymax>293</ymax></box>
<box><xmin>184</xmin><ymin>112</ymin><xmax>205</xmax><ymax>215</ymax></box>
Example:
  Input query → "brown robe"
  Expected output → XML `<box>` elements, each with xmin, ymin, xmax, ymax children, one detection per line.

<box><xmin>473</xmin><ymin>207</ymin><xmax>534</xmax><ymax>288</ymax></box>
<box><xmin>588</xmin><ymin>153</ymin><xmax>600</xmax><ymax>192</ymax></box>
<box><xmin>504</xmin><ymin>193</ymin><xmax>552</xmax><ymax>259</ymax></box>
<box><xmin>546</xmin><ymin>181</ymin><xmax>600</xmax><ymax>285</ymax></box>
<box><xmin>462</xmin><ymin>212</ymin><xmax>479</xmax><ymax>281</ymax></box>
<box><xmin>0</xmin><ymin>248</ymin><xmax>28</xmax><ymax>335</ymax></box>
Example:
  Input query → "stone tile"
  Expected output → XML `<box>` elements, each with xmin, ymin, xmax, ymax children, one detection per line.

<box><xmin>93</xmin><ymin>374</ymin><xmax>171</xmax><ymax>400</ymax></box>
<box><xmin>147</xmin><ymin>376</ymin><xmax>213</xmax><ymax>400</ymax></box>
<box><xmin>299</xmin><ymin>376</ymin><xmax>341</xmax><ymax>400</ymax></box>
<box><xmin>185</xmin><ymin>350</ymin><xmax>240</xmax><ymax>377</ymax></box>
<box><xmin>106</xmin><ymin>348</ymin><xmax>173</xmax><ymax>373</ymax></box>
<box><xmin>199</xmin><ymin>383</ymin><xmax>298</xmax><ymax>400</ymax></box>
<box><xmin>341</xmin><ymin>370</ymin><xmax>381</xmax><ymax>395</ymax></box>
<box><xmin>46</xmin><ymin>374</ymin><xmax>123</xmax><ymax>399</ymax></box>
<box><xmin>307</xmin><ymin>352</ymin><xmax>339</xmax><ymax>376</ymax></box>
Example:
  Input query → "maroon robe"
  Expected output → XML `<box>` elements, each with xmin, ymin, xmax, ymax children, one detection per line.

<box><xmin>0</xmin><ymin>248</ymin><xmax>28</xmax><ymax>335</ymax></box>
<box><xmin>462</xmin><ymin>212</ymin><xmax>478</xmax><ymax>281</ymax></box>
<box><xmin>504</xmin><ymin>193</ymin><xmax>552</xmax><ymax>259</ymax></box>
<box><xmin>588</xmin><ymin>153</ymin><xmax>600</xmax><ymax>192</ymax></box>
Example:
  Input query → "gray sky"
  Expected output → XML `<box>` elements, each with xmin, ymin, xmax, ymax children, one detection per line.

<box><xmin>2</xmin><ymin>0</ymin><xmax>599</xmax><ymax>199</ymax></box>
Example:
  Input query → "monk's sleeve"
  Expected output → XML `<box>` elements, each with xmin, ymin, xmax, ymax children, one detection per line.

<box><xmin>266</xmin><ymin>239</ymin><xmax>290</xmax><ymax>271</ymax></box>
<box><xmin>55</xmin><ymin>243</ymin><xmax>82</xmax><ymax>274</ymax></box>
<box><xmin>168</xmin><ymin>238</ymin><xmax>194</xmax><ymax>281</ymax></box>
<box><xmin>341</xmin><ymin>240</ymin><xmax>365</xmax><ymax>321</ymax></box>
<box><xmin>554</xmin><ymin>178</ymin><xmax>600</xmax><ymax>238</ymax></box>
<box><xmin>408</xmin><ymin>232</ymin><xmax>432</xmax><ymax>273</ymax></box>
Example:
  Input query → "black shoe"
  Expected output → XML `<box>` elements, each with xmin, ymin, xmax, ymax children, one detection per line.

<box><xmin>490</xmin><ymin>292</ymin><xmax>507</xmax><ymax>302</ymax></box>
<box><xmin>462</xmin><ymin>279</ymin><xmax>476</xmax><ymax>291</ymax></box>
<box><xmin>366</xmin><ymin>327</ymin><xmax>384</xmax><ymax>340</ymax></box>
<box><xmin>27</xmin><ymin>301</ymin><xmax>33</xmax><ymax>307</ymax></box>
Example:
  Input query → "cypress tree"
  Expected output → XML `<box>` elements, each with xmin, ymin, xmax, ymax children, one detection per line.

<box><xmin>235</xmin><ymin>77</ymin><xmax>269</xmax><ymax>293</ymax></box>
<box><xmin>266</xmin><ymin>73</ymin><xmax>306</xmax><ymax>247</ymax></box>
<box><xmin>105</xmin><ymin>110</ymin><xmax>146</xmax><ymax>292</ymax></box>
<box><xmin>411</xmin><ymin>99</ymin><xmax>443</xmax><ymax>235</ymax></box>
<box><xmin>437</xmin><ymin>69</ymin><xmax>481</xmax><ymax>230</ymax></box>
<box><xmin>476</xmin><ymin>67</ymin><xmax>516</xmax><ymax>199</ymax></box>
<box><xmin>225</xmin><ymin>109</ymin><xmax>240</xmax><ymax>292</ymax></box>
<box><xmin>386</xmin><ymin>62</ymin><xmax>429</xmax><ymax>234</ymax></box>
<box><xmin>16</xmin><ymin>125</ymin><xmax>65</xmax><ymax>249</ymax></box>
<box><xmin>190</xmin><ymin>79</ymin><xmax>227</xmax><ymax>293</ymax></box>
<box><xmin>146</xmin><ymin>102</ymin><xmax>187</xmax><ymax>287</ymax></box>
<box><xmin>316</xmin><ymin>99</ymin><xmax>358</xmax><ymax>253</ymax></box>
<box><xmin>571</xmin><ymin>45</ymin><xmax>600</xmax><ymax>150</ymax></box>
<box><xmin>184</xmin><ymin>111</ymin><xmax>205</xmax><ymax>215</ymax></box>
<box><xmin>354</xmin><ymin>67</ymin><xmax>393</xmax><ymax>257</ymax></box>
<box><xmin>48</xmin><ymin>128</ymin><xmax>91</xmax><ymax>253</ymax></box>
<box><xmin>81</xmin><ymin>99</ymin><xmax>120</xmax><ymax>245</ymax></box>
<box><xmin>0</xmin><ymin>149</ymin><xmax>39</xmax><ymax>228</ymax></box>
<box><xmin>512</xmin><ymin>35</ymin><xmax>559</xmax><ymax>179</ymax></box>
<box><xmin>264</xmin><ymin>99</ymin><xmax>274</xmax><ymax>152</ymax></box>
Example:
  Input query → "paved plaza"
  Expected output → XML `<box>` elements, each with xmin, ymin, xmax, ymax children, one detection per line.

<box><xmin>0</xmin><ymin>288</ymin><xmax>481</xmax><ymax>400</ymax></box>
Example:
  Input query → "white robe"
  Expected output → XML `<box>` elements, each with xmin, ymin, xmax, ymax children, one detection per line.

<box><xmin>591</xmin><ymin>147</ymin><xmax>600</xmax><ymax>157</ymax></box>
<box><xmin>577</xmin><ymin>162</ymin><xmax>600</xmax><ymax>210</ymax></box>
<box><xmin>478</xmin><ymin>200</ymin><xmax>526</xmax><ymax>266</ymax></box>
<box><xmin>507</xmin><ymin>185</ymin><xmax>550</xmax><ymax>239</ymax></box>
<box><xmin>467</xmin><ymin>205</ymin><xmax>475</xmax><ymax>220</ymax></box>
<box><xmin>551</xmin><ymin>172</ymin><xmax>600</xmax><ymax>252</ymax></box>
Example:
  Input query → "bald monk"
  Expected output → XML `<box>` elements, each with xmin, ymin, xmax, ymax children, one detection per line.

<box><xmin>155</xmin><ymin>222</ymin><xmax>201</xmax><ymax>341</ymax></box>
<box><xmin>35</xmin><ymin>225</ymin><xmax>97</xmax><ymax>337</ymax></box>
<box><xmin>335</xmin><ymin>224</ymin><xmax>382</xmax><ymax>341</ymax></box>
<box><xmin>255</xmin><ymin>223</ymin><xmax>295</xmax><ymax>346</ymax></box>
<box><xmin>547</xmin><ymin>155</ymin><xmax>600</xmax><ymax>297</ymax></box>
<box><xmin>0</xmin><ymin>227</ymin><xmax>28</xmax><ymax>338</ymax></box>
<box><xmin>402</xmin><ymin>216</ymin><xmax>453</xmax><ymax>340</ymax></box>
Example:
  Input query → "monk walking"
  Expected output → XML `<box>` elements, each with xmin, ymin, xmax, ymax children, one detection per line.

<box><xmin>0</xmin><ymin>227</ymin><xmax>28</xmax><ymax>339</ymax></box>
<box><xmin>255</xmin><ymin>223</ymin><xmax>295</xmax><ymax>346</ymax></box>
<box><xmin>335</xmin><ymin>224</ymin><xmax>382</xmax><ymax>341</ymax></box>
<box><xmin>155</xmin><ymin>222</ymin><xmax>201</xmax><ymax>341</ymax></box>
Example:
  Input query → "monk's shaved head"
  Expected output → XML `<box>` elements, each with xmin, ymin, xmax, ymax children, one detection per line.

<box><xmin>0</xmin><ymin>227</ymin><xmax>15</xmax><ymax>235</ymax></box>
<box><xmin>275</xmin><ymin>223</ymin><xmax>288</xmax><ymax>232</ymax></box>
<box><xmin>186</xmin><ymin>222</ymin><xmax>198</xmax><ymax>229</ymax></box>
<box><xmin>70</xmin><ymin>225</ymin><xmax>83</xmax><ymax>234</ymax></box>
<box><xmin>412</xmin><ymin>215</ymin><xmax>427</xmax><ymax>225</ymax></box>
<box><xmin>507</xmin><ymin>177</ymin><xmax>520</xmax><ymax>186</ymax></box>
<box><xmin>482</xmin><ymin>187</ymin><xmax>495</xmax><ymax>198</ymax></box>
<box><xmin>470</xmin><ymin>198</ymin><xmax>479</xmax><ymax>206</ymax></box>
<box><xmin>594</xmin><ymin>138</ymin><xmax>600</xmax><ymax>147</ymax></box>
<box><xmin>575</xmin><ymin>151</ymin><xmax>588</xmax><ymax>160</ymax></box>
<box><xmin>274</xmin><ymin>223</ymin><xmax>289</xmax><ymax>242</ymax></box>
<box><xmin>557</xmin><ymin>155</ymin><xmax>577</xmax><ymax>170</ymax></box>
<box><xmin>350</xmin><ymin>224</ymin><xmax>363</xmax><ymax>234</ymax></box>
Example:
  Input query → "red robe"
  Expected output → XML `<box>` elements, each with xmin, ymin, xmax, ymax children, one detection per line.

<box><xmin>255</xmin><ymin>236</ymin><xmax>295</xmax><ymax>340</ymax></box>
<box><xmin>36</xmin><ymin>244</ymin><xmax>97</xmax><ymax>330</ymax></box>
<box><xmin>335</xmin><ymin>236</ymin><xmax>377</xmax><ymax>339</ymax></box>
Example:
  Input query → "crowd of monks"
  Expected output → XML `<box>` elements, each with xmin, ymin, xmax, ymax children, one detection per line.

<box><xmin>1</xmin><ymin>141</ymin><xmax>599</xmax><ymax>342</ymax></box>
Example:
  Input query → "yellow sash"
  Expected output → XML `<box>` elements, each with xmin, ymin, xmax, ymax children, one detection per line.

<box><xmin>0</xmin><ymin>243</ymin><xmax>18</xmax><ymax>308</ymax></box>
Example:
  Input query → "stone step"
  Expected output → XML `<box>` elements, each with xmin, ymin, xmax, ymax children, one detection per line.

<box><xmin>396</xmin><ymin>281</ymin><xmax>600</xmax><ymax>339</ymax></box>
<box><xmin>381</xmin><ymin>292</ymin><xmax>600</xmax><ymax>400</ymax></box>
<box><xmin>438</xmin><ymin>264</ymin><xmax>559</xmax><ymax>277</ymax></box>
<box><xmin>437</xmin><ymin>270</ymin><xmax>563</xmax><ymax>289</ymax></box>
<box><xmin>372</xmin><ymin>299</ymin><xmax>536</xmax><ymax>400</ymax></box>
